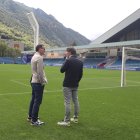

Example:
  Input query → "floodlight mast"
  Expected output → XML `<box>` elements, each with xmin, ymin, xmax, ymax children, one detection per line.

<box><xmin>27</xmin><ymin>12</ymin><xmax>39</xmax><ymax>51</ymax></box>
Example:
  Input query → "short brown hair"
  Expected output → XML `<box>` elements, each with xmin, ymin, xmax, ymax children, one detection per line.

<box><xmin>66</xmin><ymin>47</ymin><xmax>76</xmax><ymax>55</ymax></box>
<box><xmin>36</xmin><ymin>44</ymin><xmax>44</xmax><ymax>52</ymax></box>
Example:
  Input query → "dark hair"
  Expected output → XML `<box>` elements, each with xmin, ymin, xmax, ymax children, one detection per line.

<box><xmin>66</xmin><ymin>47</ymin><xmax>76</xmax><ymax>55</ymax></box>
<box><xmin>35</xmin><ymin>44</ymin><xmax>44</xmax><ymax>52</ymax></box>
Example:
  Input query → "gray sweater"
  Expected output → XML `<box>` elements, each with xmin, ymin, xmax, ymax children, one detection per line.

<box><xmin>31</xmin><ymin>52</ymin><xmax>47</xmax><ymax>84</ymax></box>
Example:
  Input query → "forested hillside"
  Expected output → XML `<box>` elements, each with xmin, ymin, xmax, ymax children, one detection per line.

<box><xmin>0</xmin><ymin>0</ymin><xmax>90</xmax><ymax>50</ymax></box>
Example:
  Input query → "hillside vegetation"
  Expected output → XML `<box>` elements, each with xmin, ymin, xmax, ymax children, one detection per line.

<box><xmin>0</xmin><ymin>0</ymin><xmax>90</xmax><ymax>50</ymax></box>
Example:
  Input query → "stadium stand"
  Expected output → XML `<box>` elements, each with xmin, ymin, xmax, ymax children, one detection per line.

<box><xmin>0</xmin><ymin>57</ymin><xmax>22</xmax><ymax>64</ymax></box>
<box><xmin>106</xmin><ymin>57</ymin><xmax>140</xmax><ymax>70</ymax></box>
<box><xmin>2</xmin><ymin>9</ymin><xmax>140</xmax><ymax>72</ymax></box>
<box><xmin>44</xmin><ymin>58</ymin><xmax>65</xmax><ymax>66</ymax></box>
<box><xmin>83</xmin><ymin>58</ymin><xmax>105</xmax><ymax>68</ymax></box>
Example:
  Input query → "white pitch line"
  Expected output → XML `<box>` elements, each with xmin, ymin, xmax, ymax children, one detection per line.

<box><xmin>1</xmin><ymin>84</ymin><xmax>140</xmax><ymax>96</ymax></box>
<box><xmin>10</xmin><ymin>80</ymin><xmax>30</xmax><ymax>87</ymax></box>
<box><xmin>0</xmin><ymin>91</ymin><xmax>30</xmax><ymax>96</ymax></box>
<box><xmin>126</xmin><ymin>80</ymin><xmax>140</xmax><ymax>84</ymax></box>
<box><xmin>78</xmin><ymin>84</ymin><xmax>140</xmax><ymax>91</ymax></box>
<box><xmin>10</xmin><ymin>80</ymin><xmax>47</xmax><ymax>92</ymax></box>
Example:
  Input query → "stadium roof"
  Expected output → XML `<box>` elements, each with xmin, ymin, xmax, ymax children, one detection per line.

<box><xmin>23</xmin><ymin>9</ymin><xmax>140</xmax><ymax>54</ymax></box>
<box><xmin>91</xmin><ymin>8</ymin><xmax>140</xmax><ymax>44</ymax></box>
<box><xmin>46</xmin><ymin>9</ymin><xmax>140</xmax><ymax>52</ymax></box>
<box><xmin>46</xmin><ymin>40</ymin><xmax>140</xmax><ymax>52</ymax></box>
<box><xmin>22</xmin><ymin>39</ymin><xmax>140</xmax><ymax>54</ymax></box>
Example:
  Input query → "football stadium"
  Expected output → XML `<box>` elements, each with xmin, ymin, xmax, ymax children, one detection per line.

<box><xmin>0</xmin><ymin>8</ymin><xmax>140</xmax><ymax>140</ymax></box>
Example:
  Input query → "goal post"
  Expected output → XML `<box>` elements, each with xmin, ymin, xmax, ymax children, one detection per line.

<box><xmin>121</xmin><ymin>47</ymin><xmax>126</xmax><ymax>87</ymax></box>
<box><xmin>121</xmin><ymin>47</ymin><xmax>140</xmax><ymax>87</ymax></box>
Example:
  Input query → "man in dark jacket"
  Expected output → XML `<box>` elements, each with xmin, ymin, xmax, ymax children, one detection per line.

<box><xmin>57</xmin><ymin>47</ymin><xmax>83</xmax><ymax>126</ymax></box>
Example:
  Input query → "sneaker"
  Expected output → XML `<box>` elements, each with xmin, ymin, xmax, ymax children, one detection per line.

<box><xmin>27</xmin><ymin>117</ymin><xmax>32</xmax><ymax>122</ymax></box>
<box><xmin>31</xmin><ymin>120</ymin><xmax>45</xmax><ymax>126</ymax></box>
<box><xmin>27</xmin><ymin>116</ymin><xmax>40</xmax><ymax>122</ymax></box>
<box><xmin>70</xmin><ymin>117</ymin><xmax>78</xmax><ymax>123</ymax></box>
<box><xmin>57</xmin><ymin>120</ymin><xmax>70</xmax><ymax>126</ymax></box>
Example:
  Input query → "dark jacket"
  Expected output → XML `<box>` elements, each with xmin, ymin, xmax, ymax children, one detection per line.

<box><xmin>60</xmin><ymin>55</ymin><xmax>83</xmax><ymax>87</ymax></box>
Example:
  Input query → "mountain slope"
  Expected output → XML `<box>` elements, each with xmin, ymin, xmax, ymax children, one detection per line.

<box><xmin>0</xmin><ymin>0</ymin><xmax>90</xmax><ymax>49</ymax></box>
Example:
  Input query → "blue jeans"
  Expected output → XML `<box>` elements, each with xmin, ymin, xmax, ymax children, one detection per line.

<box><xmin>28</xmin><ymin>83</ymin><xmax>44</xmax><ymax>122</ymax></box>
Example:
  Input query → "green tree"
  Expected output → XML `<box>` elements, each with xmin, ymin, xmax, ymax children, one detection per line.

<box><xmin>5</xmin><ymin>47</ymin><xmax>12</xmax><ymax>57</ymax></box>
<box><xmin>10</xmin><ymin>48</ymin><xmax>21</xmax><ymax>63</ymax></box>
<box><xmin>70</xmin><ymin>41</ymin><xmax>77</xmax><ymax>46</ymax></box>
<box><xmin>24</xmin><ymin>45</ymin><xmax>32</xmax><ymax>51</ymax></box>
<box><xmin>0</xmin><ymin>41</ymin><xmax>7</xmax><ymax>57</ymax></box>
<box><xmin>0</xmin><ymin>41</ymin><xmax>21</xmax><ymax>63</ymax></box>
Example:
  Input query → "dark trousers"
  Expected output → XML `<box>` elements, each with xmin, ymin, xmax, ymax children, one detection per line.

<box><xmin>28</xmin><ymin>83</ymin><xmax>44</xmax><ymax>122</ymax></box>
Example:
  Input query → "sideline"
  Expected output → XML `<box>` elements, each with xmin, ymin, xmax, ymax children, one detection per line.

<box><xmin>10</xmin><ymin>80</ymin><xmax>47</xmax><ymax>92</ymax></box>
<box><xmin>1</xmin><ymin>84</ymin><xmax>140</xmax><ymax>96</ymax></box>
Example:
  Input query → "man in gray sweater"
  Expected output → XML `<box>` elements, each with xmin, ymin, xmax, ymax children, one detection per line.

<box><xmin>27</xmin><ymin>44</ymin><xmax>47</xmax><ymax>126</ymax></box>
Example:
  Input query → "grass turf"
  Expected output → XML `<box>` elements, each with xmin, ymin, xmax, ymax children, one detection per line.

<box><xmin>0</xmin><ymin>64</ymin><xmax>140</xmax><ymax>140</ymax></box>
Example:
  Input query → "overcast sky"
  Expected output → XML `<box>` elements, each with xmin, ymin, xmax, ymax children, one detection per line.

<box><xmin>14</xmin><ymin>0</ymin><xmax>140</xmax><ymax>40</ymax></box>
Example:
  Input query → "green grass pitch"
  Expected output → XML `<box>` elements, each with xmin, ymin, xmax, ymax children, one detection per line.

<box><xmin>0</xmin><ymin>64</ymin><xmax>140</xmax><ymax>140</ymax></box>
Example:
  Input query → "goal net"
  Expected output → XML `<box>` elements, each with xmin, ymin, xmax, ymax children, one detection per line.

<box><xmin>121</xmin><ymin>47</ymin><xmax>140</xmax><ymax>87</ymax></box>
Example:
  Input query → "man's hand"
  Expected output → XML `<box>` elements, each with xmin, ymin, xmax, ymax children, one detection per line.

<box><xmin>41</xmin><ymin>83</ymin><xmax>46</xmax><ymax>86</ymax></box>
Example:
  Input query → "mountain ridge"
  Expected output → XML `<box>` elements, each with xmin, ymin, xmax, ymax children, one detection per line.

<box><xmin>0</xmin><ymin>0</ymin><xmax>91</xmax><ymax>50</ymax></box>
